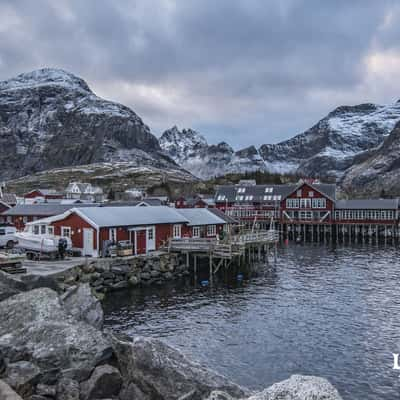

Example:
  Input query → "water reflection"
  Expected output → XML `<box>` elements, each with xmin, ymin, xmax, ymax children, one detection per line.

<box><xmin>103</xmin><ymin>244</ymin><xmax>400</xmax><ymax>400</ymax></box>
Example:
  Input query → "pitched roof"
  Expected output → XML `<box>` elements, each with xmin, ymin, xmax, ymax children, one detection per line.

<box><xmin>215</xmin><ymin>184</ymin><xmax>297</xmax><ymax>203</ymax></box>
<box><xmin>175</xmin><ymin>208</ymin><xmax>227</xmax><ymax>226</ymax></box>
<box><xmin>71</xmin><ymin>206</ymin><xmax>188</xmax><ymax>228</ymax></box>
<box><xmin>2</xmin><ymin>203</ymin><xmax>98</xmax><ymax>217</ymax></box>
<box><xmin>25</xmin><ymin>189</ymin><xmax>62</xmax><ymax>196</ymax></box>
<box><xmin>215</xmin><ymin>182</ymin><xmax>336</xmax><ymax>203</ymax></box>
<box><xmin>207</xmin><ymin>207</ymin><xmax>238</xmax><ymax>224</ymax></box>
<box><xmin>335</xmin><ymin>199</ymin><xmax>399</xmax><ymax>210</ymax></box>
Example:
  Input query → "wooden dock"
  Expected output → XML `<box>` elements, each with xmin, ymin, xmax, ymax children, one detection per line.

<box><xmin>167</xmin><ymin>229</ymin><xmax>279</xmax><ymax>284</ymax></box>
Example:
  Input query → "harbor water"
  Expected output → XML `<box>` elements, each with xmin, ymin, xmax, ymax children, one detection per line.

<box><xmin>103</xmin><ymin>243</ymin><xmax>400</xmax><ymax>400</ymax></box>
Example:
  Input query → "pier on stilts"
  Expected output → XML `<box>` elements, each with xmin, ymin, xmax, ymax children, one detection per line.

<box><xmin>167</xmin><ymin>229</ymin><xmax>279</xmax><ymax>284</ymax></box>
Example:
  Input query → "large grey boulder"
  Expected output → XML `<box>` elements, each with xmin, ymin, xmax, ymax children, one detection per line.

<box><xmin>111</xmin><ymin>335</ymin><xmax>248</xmax><ymax>400</ymax></box>
<box><xmin>61</xmin><ymin>284</ymin><xmax>103</xmax><ymax>329</ymax></box>
<box><xmin>247</xmin><ymin>375</ymin><xmax>342</xmax><ymax>400</ymax></box>
<box><xmin>0</xmin><ymin>379</ymin><xmax>23</xmax><ymax>400</ymax></box>
<box><xmin>80</xmin><ymin>364</ymin><xmax>122</xmax><ymax>400</ymax></box>
<box><xmin>0</xmin><ymin>281</ymin><xmax>20</xmax><ymax>302</ymax></box>
<box><xmin>0</xmin><ymin>288</ymin><xmax>112</xmax><ymax>391</ymax></box>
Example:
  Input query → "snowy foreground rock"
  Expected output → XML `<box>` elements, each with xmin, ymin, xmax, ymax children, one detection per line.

<box><xmin>0</xmin><ymin>286</ymin><xmax>343</xmax><ymax>400</ymax></box>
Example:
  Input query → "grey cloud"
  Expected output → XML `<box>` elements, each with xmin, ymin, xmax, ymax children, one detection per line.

<box><xmin>0</xmin><ymin>0</ymin><xmax>398</xmax><ymax>148</ymax></box>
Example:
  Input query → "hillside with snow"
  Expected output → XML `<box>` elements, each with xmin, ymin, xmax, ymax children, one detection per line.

<box><xmin>159</xmin><ymin>126</ymin><xmax>266</xmax><ymax>179</ymax></box>
<box><xmin>0</xmin><ymin>68</ymin><xmax>186</xmax><ymax>181</ymax></box>
<box><xmin>160</xmin><ymin>101</ymin><xmax>400</xmax><ymax>181</ymax></box>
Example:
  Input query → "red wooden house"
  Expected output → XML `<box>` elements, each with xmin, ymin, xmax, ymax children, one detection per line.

<box><xmin>24</xmin><ymin>189</ymin><xmax>64</xmax><ymax>200</ymax></box>
<box><xmin>47</xmin><ymin>206</ymin><xmax>189</xmax><ymax>257</ymax></box>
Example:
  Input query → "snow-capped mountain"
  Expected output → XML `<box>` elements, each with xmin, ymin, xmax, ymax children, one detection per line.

<box><xmin>160</xmin><ymin>101</ymin><xmax>400</xmax><ymax>180</ymax></box>
<box><xmin>159</xmin><ymin>126</ymin><xmax>266</xmax><ymax>179</ymax></box>
<box><xmin>341</xmin><ymin>120</ymin><xmax>400</xmax><ymax>196</ymax></box>
<box><xmin>260</xmin><ymin>102</ymin><xmax>400</xmax><ymax>178</ymax></box>
<box><xmin>0</xmin><ymin>68</ymin><xmax>184</xmax><ymax>181</ymax></box>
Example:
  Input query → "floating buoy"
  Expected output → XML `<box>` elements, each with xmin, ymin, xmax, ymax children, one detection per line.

<box><xmin>237</xmin><ymin>274</ymin><xmax>244</xmax><ymax>281</ymax></box>
<box><xmin>200</xmin><ymin>280</ymin><xmax>209</xmax><ymax>287</ymax></box>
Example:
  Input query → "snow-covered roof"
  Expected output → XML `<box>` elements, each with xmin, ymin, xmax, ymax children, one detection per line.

<box><xmin>175</xmin><ymin>208</ymin><xmax>227</xmax><ymax>226</ymax></box>
<box><xmin>70</xmin><ymin>206</ymin><xmax>188</xmax><ymax>228</ymax></box>
<box><xmin>335</xmin><ymin>199</ymin><xmax>399</xmax><ymax>210</ymax></box>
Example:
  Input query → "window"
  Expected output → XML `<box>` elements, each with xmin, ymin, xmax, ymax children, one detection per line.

<box><xmin>62</xmin><ymin>227</ymin><xmax>71</xmax><ymax>238</ymax></box>
<box><xmin>147</xmin><ymin>228</ymin><xmax>154</xmax><ymax>240</ymax></box>
<box><xmin>0</xmin><ymin>229</ymin><xmax>5</xmax><ymax>236</ymax></box>
<box><xmin>173</xmin><ymin>224</ymin><xmax>181</xmax><ymax>238</ymax></box>
<box><xmin>245</xmin><ymin>195</ymin><xmax>253</xmax><ymax>201</ymax></box>
<box><xmin>273</xmin><ymin>195</ymin><xmax>281</xmax><ymax>201</ymax></box>
<box><xmin>296</xmin><ymin>189</ymin><xmax>302</xmax><ymax>197</ymax></box>
<box><xmin>34</xmin><ymin>225</ymin><xmax>40</xmax><ymax>235</ymax></box>
<box><xmin>48</xmin><ymin>226</ymin><xmax>54</xmax><ymax>235</ymax></box>
<box><xmin>207</xmin><ymin>225</ymin><xmax>216</xmax><ymax>236</ymax></box>
<box><xmin>286</xmin><ymin>198</ymin><xmax>299</xmax><ymax>208</ymax></box>
<box><xmin>235</xmin><ymin>195</ymin><xmax>244</xmax><ymax>201</ymax></box>
<box><xmin>309</xmin><ymin>191</ymin><xmax>314</xmax><ymax>197</ymax></box>
<box><xmin>264</xmin><ymin>195</ymin><xmax>273</xmax><ymax>201</ymax></box>
<box><xmin>217</xmin><ymin>195</ymin><xmax>226</xmax><ymax>201</ymax></box>
<box><xmin>41</xmin><ymin>225</ymin><xmax>46</xmax><ymax>234</ymax></box>
<box><xmin>265</xmin><ymin>187</ymin><xmax>273</xmax><ymax>193</ymax></box>
<box><xmin>312</xmin><ymin>198</ymin><xmax>326</xmax><ymax>208</ymax></box>
<box><xmin>300</xmin><ymin>198</ymin><xmax>311</xmax><ymax>208</ymax></box>
<box><xmin>237</xmin><ymin>188</ymin><xmax>246</xmax><ymax>193</ymax></box>
<box><xmin>192</xmin><ymin>226</ymin><xmax>200</xmax><ymax>238</ymax></box>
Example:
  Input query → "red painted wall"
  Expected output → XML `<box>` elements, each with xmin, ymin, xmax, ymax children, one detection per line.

<box><xmin>181</xmin><ymin>224</ymin><xmax>224</xmax><ymax>238</ymax></box>
<box><xmin>52</xmin><ymin>212</ymin><xmax>97</xmax><ymax>250</ymax></box>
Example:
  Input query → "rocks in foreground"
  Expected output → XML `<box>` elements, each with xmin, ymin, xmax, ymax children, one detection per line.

<box><xmin>0</xmin><ymin>284</ymin><xmax>343</xmax><ymax>400</ymax></box>
<box><xmin>247</xmin><ymin>374</ymin><xmax>342</xmax><ymax>400</ymax></box>
<box><xmin>112</xmin><ymin>335</ymin><xmax>248</xmax><ymax>400</ymax></box>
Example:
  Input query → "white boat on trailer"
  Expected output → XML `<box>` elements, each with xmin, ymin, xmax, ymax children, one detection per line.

<box><xmin>15</xmin><ymin>221</ymin><xmax>72</xmax><ymax>259</ymax></box>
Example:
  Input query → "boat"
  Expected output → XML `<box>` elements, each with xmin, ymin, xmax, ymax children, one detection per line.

<box><xmin>15</xmin><ymin>223</ymin><xmax>72</xmax><ymax>254</ymax></box>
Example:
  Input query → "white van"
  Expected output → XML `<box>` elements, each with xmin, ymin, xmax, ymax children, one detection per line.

<box><xmin>0</xmin><ymin>225</ymin><xmax>18</xmax><ymax>248</ymax></box>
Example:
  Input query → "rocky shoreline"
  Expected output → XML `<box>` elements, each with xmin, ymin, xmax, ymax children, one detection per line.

<box><xmin>0</xmin><ymin>273</ymin><xmax>343</xmax><ymax>400</ymax></box>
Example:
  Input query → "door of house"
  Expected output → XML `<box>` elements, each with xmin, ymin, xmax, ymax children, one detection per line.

<box><xmin>147</xmin><ymin>226</ymin><xmax>155</xmax><ymax>251</ymax></box>
<box><xmin>83</xmin><ymin>228</ymin><xmax>94</xmax><ymax>256</ymax></box>
<box><xmin>136</xmin><ymin>230</ymin><xmax>147</xmax><ymax>254</ymax></box>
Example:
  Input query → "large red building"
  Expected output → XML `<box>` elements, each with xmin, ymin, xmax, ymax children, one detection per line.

<box><xmin>215</xmin><ymin>180</ymin><xmax>400</xmax><ymax>241</ymax></box>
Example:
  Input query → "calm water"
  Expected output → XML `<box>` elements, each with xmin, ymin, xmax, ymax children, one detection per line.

<box><xmin>103</xmin><ymin>244</ymin><xmax>400</xmax><ymax>400</ymax></box>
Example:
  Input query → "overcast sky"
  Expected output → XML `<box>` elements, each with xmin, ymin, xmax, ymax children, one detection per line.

<box><xmin>1</xmin><ymin>0</ymin><xmax>400</xmax><ymax>149</ymax></box>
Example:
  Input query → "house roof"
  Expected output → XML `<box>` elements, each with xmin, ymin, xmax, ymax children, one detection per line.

<box><xmin>215</xmin><ymin>182</ymin><xmax>336</xmax><ymax>203</ymax></box>
<box><xmin>25</xmin><ymin>189</ymin><xmax>62</xmax><ymax>196</ymax></box>
<box><xmin>335</xmin><ymin>199</ymin><xmax>399</xmax><ymax>210</ymax></box>
<box><xmin>207</xmin><ymin>207</ymin><xmax>238</xmax><ymax>224</ymax></box>
<box><xmin>215</xmin><ymin>184</ymin><xmax>297</xmax><ymax>203</ymax></box>
<box><xmin>175</xmin><ymin>208</ymin><xmax>227</xmax><ymax>226</ymax></box>
<box><xmin>70</xmin><ymin>206</ymin><xmax>189</xmax><ymax>228</ymax></box>
<box><xmin>0</xmin><ymin>193</ymin><xmax>17</xmax><ymax>205</ymax></box>
<box><xmin>2</xmin><ymin>203</ymin><xmax>99</xmax><ymax>217</ymax></box>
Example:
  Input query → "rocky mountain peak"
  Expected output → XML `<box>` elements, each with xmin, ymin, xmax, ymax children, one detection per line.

<box><xmin>0</xmin><ymin>68</ymin><xmax>92</xmax><ymax>94</ymax></box>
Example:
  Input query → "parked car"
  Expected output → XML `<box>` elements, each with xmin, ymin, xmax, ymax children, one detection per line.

<box><xmin>0</xmin><ymin>225</ymin><xmax>18</xmax><ymax>248</ymax></box>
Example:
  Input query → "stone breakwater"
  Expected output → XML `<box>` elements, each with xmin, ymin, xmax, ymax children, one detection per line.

<box><xmin>0</xmin><ymin>283</ymin><xmax>343</xmax><ymax>400</ymax></box>
<box><xmin>55</xmin><ymin>253</ymin><xmax>189</xmax><ymax>296</ymax></box>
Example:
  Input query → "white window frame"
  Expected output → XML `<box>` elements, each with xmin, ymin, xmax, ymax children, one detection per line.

<box><xmin>173</xmin><ymin>224</ymin><xmax>181</xmax><ymax>239</ymax></box>
<box><xmin>192</xmin><ymin>226</ymin><xmax>201</xmax><ymax>238</ymax></box>
<box><xmin>47</xmin><ymin>226</ymin><xmax>54</xmax><ymax>235</ymax></box>
<box><xmin>207</xmin><ymin>224</ymin><xmax>216</xmax><ymax>237</ymax></box>
<box><xmin>61</xmin><ymin>226</ymin><xmax>71</xmax><ymax>238</ymax></box>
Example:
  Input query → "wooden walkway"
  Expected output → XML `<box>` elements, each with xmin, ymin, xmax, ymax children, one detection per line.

<box><xmin>167</xmin><ymin>230</ymin><xmax>280</xmax><ymax>283</ymax></box>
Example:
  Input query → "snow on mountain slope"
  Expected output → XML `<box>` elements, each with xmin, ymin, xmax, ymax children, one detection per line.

<box><xmin>160</xmin><ymin>101</ymin><xmax>400</xmax><ymax>180</ymax></box>
<box><xmin>341</xmin><ymin>120</ymin><xmax>400</xmax><ymax>196</ymax></box>
<box><xmin>159</xmin><ymin>127</ymin><xmax>267</xmax><ymax>179</ymax></box>
<box><xmin>259</xmin><ymin>101</ymin><xmax>400</xmax><ymax>178</ymax></box>
<box><xmin>0</xmin><ymin>68</ymin><xmax>183</xmax><ymax>181</ymax></box>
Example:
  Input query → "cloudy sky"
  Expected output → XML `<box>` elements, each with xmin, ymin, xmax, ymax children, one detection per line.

<box><xmin>1</xmin><ymin>0</ymin><xmax>400</xmax><ymax>148</ymax></box>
